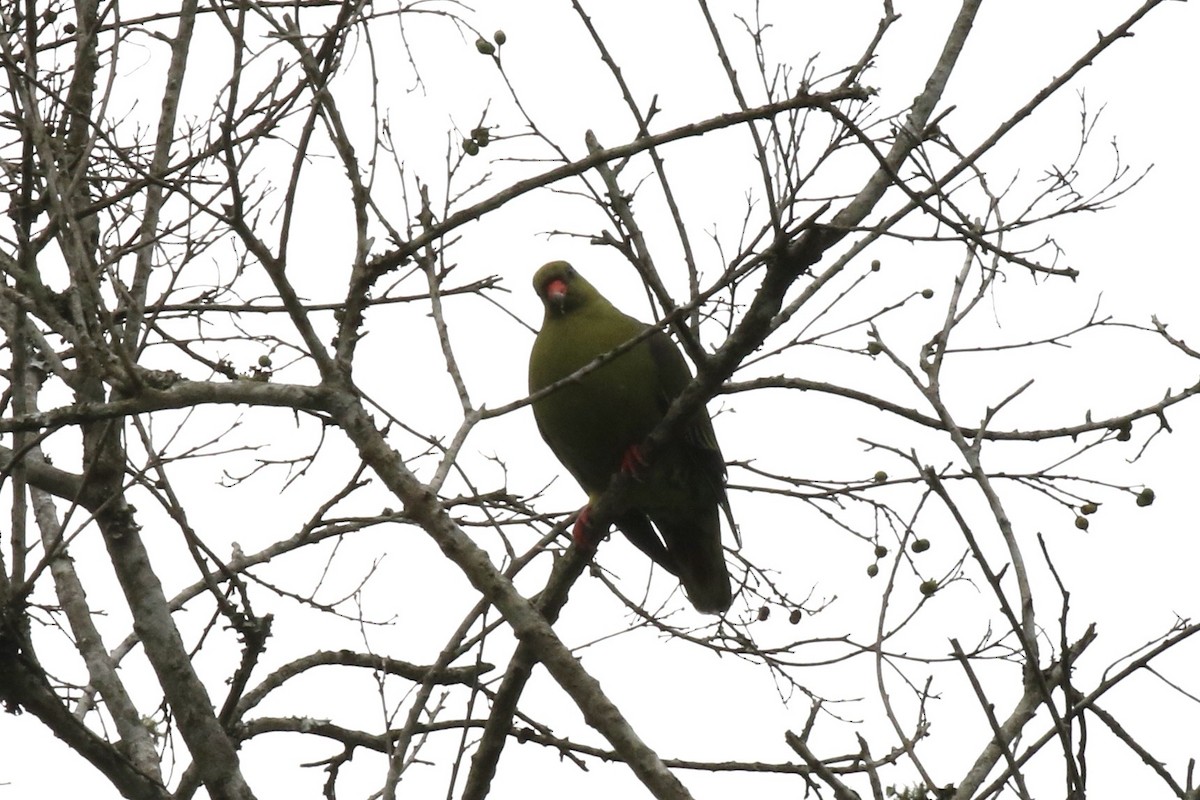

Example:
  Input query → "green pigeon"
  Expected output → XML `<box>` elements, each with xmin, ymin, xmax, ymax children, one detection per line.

<box><xmin>528</xmin><ymin>260</ymin><xmax>734</xmax><ymax>613</ymax></box>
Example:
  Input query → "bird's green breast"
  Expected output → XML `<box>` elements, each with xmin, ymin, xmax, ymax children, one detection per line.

<box><xmin>529</xmin><ymin>307</ymin><xmax>664</xmax><ymax>493</ymax></box>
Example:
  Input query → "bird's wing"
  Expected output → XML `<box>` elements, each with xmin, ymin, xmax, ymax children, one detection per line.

<box><xmin>646</xmin><ymin>329</ymin><xmax>738</xmax><ymax>543</ymax></box>
<box><xmin>646</xmin><ymin>331</ymin><xmax>720</xmax><ymax>450</ymax></box>
<box><xmin>614</xmin><ymin>512</ymin><xmax>681</xmax><ymax>577</ymax></box>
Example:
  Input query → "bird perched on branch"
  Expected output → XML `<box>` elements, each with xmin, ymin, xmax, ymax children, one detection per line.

<box><xmin>528</xmin><ymin>260</ymin><xmax>734</xmax><ymax>613</ymax></box>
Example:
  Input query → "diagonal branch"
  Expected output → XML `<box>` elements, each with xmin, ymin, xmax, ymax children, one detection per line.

<box><xmin>330</xmin><ymin>386</ymin><xmax>695</xmax><ymax>799</ymax></box>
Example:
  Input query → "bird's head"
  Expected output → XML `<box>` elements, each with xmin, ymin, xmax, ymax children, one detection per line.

<box><xmin>533</xmin><ymin>260</ymin><xmax>598</xmax><ymax>317</ymax></box>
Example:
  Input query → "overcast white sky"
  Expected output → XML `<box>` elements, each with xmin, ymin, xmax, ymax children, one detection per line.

<box><xmin>4</xmin><ymin>1</ymin><xmax>1199</xmax><ymax>798</ymax></box>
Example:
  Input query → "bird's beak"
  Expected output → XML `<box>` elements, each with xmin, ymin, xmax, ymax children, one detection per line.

<box><xmin>546</xmin><ymin>278</ymin><xmax>568</xmax><ymax>311</ymax></box>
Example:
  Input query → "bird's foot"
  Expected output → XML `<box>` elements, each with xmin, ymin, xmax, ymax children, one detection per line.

<box><xmin>619</xmin><ymin>444</ymin><xmax>649</xmax><ymax>479</ymax></box>
<box><xmin>572</xmin><ymin>505</ymin><xmax>599</xmax><ymax>550</ymax></box>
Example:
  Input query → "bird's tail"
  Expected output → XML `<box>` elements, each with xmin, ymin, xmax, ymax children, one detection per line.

<box><xmin>675</xmin><ymin>544</ymin><xmax>733</xmax><ymax>614</ymax></box>
<box><xmin>618</xmin><ymin>511</ymin><xmax>733</xmax><ymax>614</ymax></box>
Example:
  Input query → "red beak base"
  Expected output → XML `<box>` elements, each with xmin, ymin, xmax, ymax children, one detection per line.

<box><xmin>546</xmin><ymin>278</ymin><xmax>568</xmax><ymax>302</ymax></box>
<box><xmin>545</xmin><ymin>278</ymin><xmax>569</xmax><ymax>311</ymax></box>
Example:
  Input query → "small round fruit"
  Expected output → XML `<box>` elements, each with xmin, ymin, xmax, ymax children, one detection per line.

<box><xmin>757</xmin><ymin>605</ymin><xmax>770</xmax><ymax>621</ymax></box>
<box><xmin>873</xmin><ymin>470</ymin><xmax>887</xmax><ymax>483</ymax></box>
<box><xmin>867</xmin><ymin>341</ymin><xmax>883</xmax><ymax>355</ymax></box>
<box><xmin>463</xmin><ymin>139</ymin><xmax>480</xmax><ymax>156</ymax></box>
<box><xmin>871</xmin><ymin>259</ymin><xmax>881</xmax><ymax>271</ymax></box>
<box><xmin>867</xmin><ymin>563</ymin><xmax>880</xmax><ymax>578</ymax></box>
<box><xmin>1081</xmin><ymin>502</ymin><xmax>1098</xmax><ymax>515</ymax></box>
<box><xmin>472</xmin><ymin>126</ymin><xmax>491</xmax><ymax>147</ymax></box>
<box><xmin>874</xmin><ymin>544</ymin><xmax>888</xmax><ymax>558</ymax></box>
<box><xmin>919</xmin><ymin>579</ymin><xmax>938</xmax><ymax>596</ymax></box>
<box><xmin>1116</xmin><ymin>424</ymin><xmax>1132</xmax><ymax>442</ymax></box>
<box><xmin>475</xmin><ymin>37</ymin><xmax>495</xmax><ymax>55</ymax></box>
<box><xmin>257</xmin><ymin>354</ymin><xmax>273</xmax><ymax>367</ymax></box>
<box><xmin>912</xmin><ymin>538</ymin><xmax>930</xmax><ymax>553</ymax></box>
<box><xmin>1074</xmin><ymin>516</ymin><xmax>1089</xmax><ymax>531</ymax></box>
<box><xmin>789</xmin><ymin>609</ymin><xmax>802</xmax><ymax>624</ymax></box>
<box><xmin>1136</xmin><ymin>488</ymin><xmax>1156</xmax><ymax>507</ymax></box>
<box><xmin>921</xmin><ymin>288</ymin><xmax>934</xmax><ymax>299</ymax></box>
<box><xmin>494</xmin><ymin>30</ymin><xmax>507</xmax><ymax>45</ymax></box>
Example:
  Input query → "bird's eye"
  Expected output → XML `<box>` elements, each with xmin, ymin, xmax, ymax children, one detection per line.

<box><xmin>565</xmin><ymin>266</ymin><xmax>575</xmax><ymax>277</ymax></box>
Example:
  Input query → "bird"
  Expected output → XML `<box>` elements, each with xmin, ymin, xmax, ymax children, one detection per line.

<box><xmin>527</xmin><ymin>260</ymin><xmax>734</xmax><ymax>613</ymax></box>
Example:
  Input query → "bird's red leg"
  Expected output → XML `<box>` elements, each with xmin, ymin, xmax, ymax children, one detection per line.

<box><xmin>619</xmin><ymin>444</ymin><xmax>649</xmax><ymax>478</ymax></box>
<box><xmin>572</xmin><ymin>505</ymin><xmax>598</xmax><ymax>549</ymax></box>
<box><xmin>573</xmin><ymin>446</ymin><xmax>646</xmax><ymax>550</ymax></box>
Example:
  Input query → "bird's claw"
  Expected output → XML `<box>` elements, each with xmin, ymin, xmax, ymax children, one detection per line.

<box><xmin>619</xmin><ymin>444</ymin><xmax>649</xmax><ymax>479</ymax></box>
